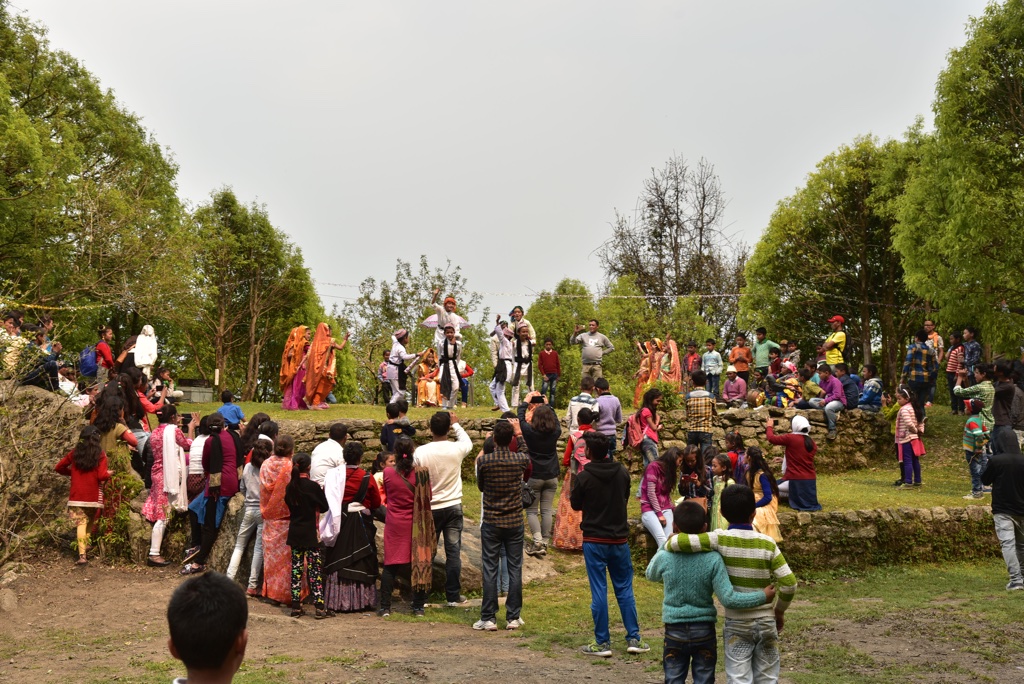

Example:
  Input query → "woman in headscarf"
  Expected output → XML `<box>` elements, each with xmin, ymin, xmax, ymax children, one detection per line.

<box><xmin>304</xmin><ymin>323</ymin><xmax>349</xmax><ymax>410</ymax></box>
<box><xmin>659</xmin><ymin>335</ymin><xmax>682</xmax><ymax>392</ymax></box>
<box><xmin>416</xmin><ymin>348</ymin><xmax>441</xmax><ymax>407</ymax></box>
<box><xmin>142</xmin><ymin>405</ymin><xmax>198</xmax><ymax>567</ymax></box>
<box><xmin>322</xmin><ymin>443</ymin><xmax>384</xmax><ymax>613</ymax></box>
<box><xmin>633</xmin><ymin>340</ymin><xmax>654</xmax><ymax>409</ymax></box>
<box><xmin>280</xmin><ymin>326</ymin><xmax>308</xmax><ymax>410</ymax></box>
<box><xmin>766</xmin><ymin>415</ymin><xmax>821</xmax><ymax>512</ymax></box>
<box><xmin>134</xmin><ymin>325</ymin><xmax>158</xmax><ymax>381</ymax></box>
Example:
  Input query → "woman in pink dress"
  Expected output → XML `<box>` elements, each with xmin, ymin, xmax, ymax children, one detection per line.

<box><xmin>142</xmin><ymin>405</ymin><xmax>197</xmax><ymax>566</ymax></box>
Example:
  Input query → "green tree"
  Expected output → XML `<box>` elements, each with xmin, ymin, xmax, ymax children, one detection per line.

<box><xmin>184</xmin><ymin>189</ymin><xmax>320</xmax><ymax>400</ymax></box>
<box><xmin>896</xmin><ymin>0</ymin><xmax>1024</xmax><ymax>353</ymax></box>
<box><xmin>740</xmin><ymin>136</ymin><xmax>920</xmax><ymax>386</ymax></box>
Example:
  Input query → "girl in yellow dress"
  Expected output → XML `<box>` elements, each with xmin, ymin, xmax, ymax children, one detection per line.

<box><xmin>744</xmin><ymin>445</ymin><xmax>782</xmax><ymax>542</ymax></box>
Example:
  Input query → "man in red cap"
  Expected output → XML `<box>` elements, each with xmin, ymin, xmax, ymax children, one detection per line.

<box><xmin>822</xmin><ymin>315</ymin><xmax>846</xmax><ymax>369</ymax></box>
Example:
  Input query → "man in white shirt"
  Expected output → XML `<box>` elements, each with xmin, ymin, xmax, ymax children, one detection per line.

<box><xmin>413</xmin><ymin>411</ymin><xmax>474</xmax><ymax>606</ymax></box>
<box><xmin>310</xmin><ymin>423</ymin><xmax>348</xmax><ymax>486</ymax></box>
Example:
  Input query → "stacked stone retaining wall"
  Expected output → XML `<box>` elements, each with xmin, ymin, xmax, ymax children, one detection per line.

<box><xmin>629</xmin><ymin>505</ymin><xmax>999</xmax><ymax>572</ymax></box>
<box><xmin>278</xmin><ymin>404</ymin><xmax>893</xmax><ymax>479</ymax></box>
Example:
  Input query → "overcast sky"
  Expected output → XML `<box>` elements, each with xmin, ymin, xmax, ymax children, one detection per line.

<box><xmin>16</xmin><ymin>0</ymin><xmax>991</xmax><ymax>320</ymax></box>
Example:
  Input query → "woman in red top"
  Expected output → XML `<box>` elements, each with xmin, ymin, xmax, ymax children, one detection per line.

<box><xmin>55</xmin><ymin>426</ymin><xmax>112</xmax><ymax>566</ymax></box>
<box><xmin>379</xmin><ymin>437</ymin><xmax>432</xmax><ymax>616</ymax></box>
<box><xmin>323</xmin><ymin>442</ymin><xmax>385</xmax><ymax>613</ymax></box>
<box><xmin>95</xmin><ymin>327</ymin><xmax>115</xmax><ymax>386</ymax></box>
<box><xmin>766</xmin><ymin>415</ymin><xmax>821</xmax><ymax>512</ymax></box>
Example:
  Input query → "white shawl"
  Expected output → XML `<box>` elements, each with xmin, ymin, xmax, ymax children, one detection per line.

<box><xmin>318</xmin><ymin>465</ymin><xmax>346</xmax><ymax>547</ymax></box>
<box><xmin>162</xmin><ymin>424</ymin><xmax>188</xmax><ymax>512</ymax></box>
<box><xmin>135</xmin><ymin>325</ymin><xmax>158</xmax><ymax>366</ymax></box>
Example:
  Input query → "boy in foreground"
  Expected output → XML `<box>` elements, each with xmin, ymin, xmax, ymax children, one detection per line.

<box><xmin>570</xmin><ymin>432</ymin><xmax>649</xmax><ymax>657</ymax></box>
<box><xmin>664</xmin><ymin>484</ymin><xmax>797</xmax><ymax>684</ymax></box>
<box><xmin>647</xmin><ymin>500</ymin><xmax>776</xmax><ymax>684</ymax></box>
<box><xmin>167</xmin><ymin>572</ymin><xmax>248</xmax><ymax>684</ymax></box>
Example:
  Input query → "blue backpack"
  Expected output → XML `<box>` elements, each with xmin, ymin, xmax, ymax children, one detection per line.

<box><xmin>79</xmin><ymin>345</ymin><xmax>98</xmax><ymax>377</ymax></box>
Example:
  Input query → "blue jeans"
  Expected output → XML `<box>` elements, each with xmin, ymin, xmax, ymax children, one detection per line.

<box><xmin>480</xmin><ymin>522</ymin><xmax>524</xmax><ymax>622</ymax></box>
<box><xmin>706</xmin><ymin>374</ymin><xmax>720</xmax><ymax>401</ymax></box>
<box><xmin>432</xmin><ymin>505</ymin><xmax>464</xmax><ymax>602</ymax></box>
<box><xmin>724</xmin><ymin>616</ymin><xmax>780</xmax><ymax>684</ymax></box>
<box><xmin>541</xmin><ymin>374</ymin><xmax>558</xmax><ymax>405</ymax></box>
<box><xmin>459</xmin><ymin>377</ymin><xmax>469</xmax><ymax>404</ymax></box>
<box><xmin>639</xmin><ymin>437</ymin><xmax>659</xmax><ymax>468</ymax></box>
<box><xmin>965</xmin><ymin>449</ymin><xmax>989</xmax><ymax>494</ymax></box>
<box><xmin>582</xmin><ymin>542</ymin><xmax>641</xmax><ymax>644</ymax></box>
<box><xmin>687</xmin><ymin>431</ymin><xmax>713</xmax><ymax>450</ymax></box>
<box><xmin>808</xmin><ymin>398</ymin><xmax>844</xmax><ymax>431</ymax></box>
<box><xmin>664</xmin><ymin>622</ymin><xmax>717</xmax><ymax>684</ymax></box>
<box><xmin>226</xmin><ymin>506</ymin><xmax>264</xmax><ymax>590</ymax></box>
<box><xmin>604</xmin><ymin>434</ymin><xmax>617</xmax><ymax>458</ymax></box>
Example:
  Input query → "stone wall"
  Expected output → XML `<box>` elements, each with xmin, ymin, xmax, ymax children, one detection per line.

<box><xmin>277</xmin><ymin>404</ymin><xmax>892</xmax><ymax>479</ymax></box>
<box><xmin>630</xmin><ymin>505</ymin><xmax>1000</xmax><ymax>572</ymax></box>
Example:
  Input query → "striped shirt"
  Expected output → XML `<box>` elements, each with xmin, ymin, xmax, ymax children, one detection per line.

<box><xmin>664</xmin><ymin>525</ymin><xmax>797</xmax><ymax>620</ymax></box>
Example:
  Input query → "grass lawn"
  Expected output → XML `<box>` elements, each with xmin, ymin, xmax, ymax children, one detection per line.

<box><xmin>408</xmin><ymin>551</ymin><xmax>1023</xmax><ymax>682</ymax></box>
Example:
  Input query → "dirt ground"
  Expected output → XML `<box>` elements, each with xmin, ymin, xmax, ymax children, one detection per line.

<box><xmin>0</xmin><ymin>559</ymin><xmax>661</xmax><ymax>684</ymax></box>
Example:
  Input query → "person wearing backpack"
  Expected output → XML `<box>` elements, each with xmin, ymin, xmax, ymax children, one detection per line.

<box><xmin>94</xmin><ymin>327</ymin><xmax>115</xmax><ymax>386</ymax></box>
<box><xmin>552</xmin><ymin>408</ymin><xmax>595</xmax><ymax>551</ymax></box>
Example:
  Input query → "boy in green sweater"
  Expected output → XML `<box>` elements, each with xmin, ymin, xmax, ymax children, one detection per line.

<box><xmin>664</xmin><ymin>484</ymin><xmax>798</xmax><ymax>684</ymax></box>
<box><xmin>647</xmin><ymin>500</ymin><xmax>775</xmax><ymax>684</ymax></box>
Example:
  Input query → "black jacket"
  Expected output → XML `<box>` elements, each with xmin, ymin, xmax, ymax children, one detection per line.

<box><xmin>570</xmin><ymin>459</ymin><xmax>631</xmax><ymax>542</ymax></box>
<box><xmin>518</xmin><ymin>403</ymin><xmax>562</xmax><ymax>480</ymax></box>
<box><xmin>286</xmin><ymin>477</ymin><xmax>330</xmax><ymax>548</ymax></box>
<box><xmin>982</xmin><ymin>432</ymin><xmax>1024</xmax><ymax>517</ymax></box>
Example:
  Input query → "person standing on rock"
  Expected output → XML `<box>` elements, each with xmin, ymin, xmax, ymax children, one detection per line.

<box><xmin>412</xmin><ymin>411</ymin><xmax>474</xmax><ymax>607</ymax></box>
<box><xmin>473</xmin><ymin>417</ymin><xmax>532</xmax><ymax>631</ymax></box>
<box><xmin>571</xmin><ymin>320</ymin><xmax>614</xmax><ymax>380</ymax></box>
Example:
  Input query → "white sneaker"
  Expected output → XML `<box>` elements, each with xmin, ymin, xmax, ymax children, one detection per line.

<box><xmin>473</xmin><ymin>619</ymin><xmax>498</xmax><ymax>631</ymax></box>
<box><xmin>506</xmin><ymin>618</ymin><xmax>525</xmax><ymax>630</ymax></box>
<box><xmin>1007</xmin><ymin>582</ymin><xmax>1024</xmax><ymax>592</ymax></box>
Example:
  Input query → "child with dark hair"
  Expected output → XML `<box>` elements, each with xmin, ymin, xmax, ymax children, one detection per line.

<box><xmin>723</xmin><ymin>431</ymin><xmax>746</xmax><ymax>482</ymax></box>
<box><xmin>285</xmin><ymin>452</ymin><xmax>330</xmax><ymax>618</ymax></box>
<box><xmin>167</xmin><ymin>572</ymin><xmax>248</xmax><ymax>683</ymax></box>
<box><xmin>227</xmin><ymin>437</ymin><xmax>270</xmax><ymax>597</ymax></box>
<box><xmin>745</xmin><ymin>446</ymin><xmax>782</xmax><ymax>542</ymax></box>
<box><xmin>571</xmin><ymin>432</ymin><xmax>650</xmax><ymax>657</ymax></box>
<box><xmin>55</xmin><ymin>425</ymin><xmax>112</xmax><ymax>566</ymax></box>
<box><xmin>217</xmin><ymin>390</ymin><xmax>245</xmax><ymax>430</ymax></box>
<box><xmin>685</xmin><ymin>370</ymin><xmax>716</xmax><ymax>450</ymax></box>
<box><xmin>709</xmin><ymin>453</ymin><xmax>735</xmax><ymax>531</ymax></box>
<box><xmin>646</xmin><ymin>500</ymin><xmax>774</xmax><ymax>684</ymax></box>
<box><xmin>664</xmin><ymin>484</ymin><xmax>798</xmax><ymax>683</ymax></box>
<box><xmin>379</xmin><ymin>401</ymin><xmax>416</xmax><ymax>452</ymax></box>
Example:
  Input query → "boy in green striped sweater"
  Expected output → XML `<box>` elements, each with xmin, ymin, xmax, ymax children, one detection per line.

<box><xmin>664</xmin><ymin>484</ymin><xmax>798</xmax><ymax>684</ymax></box>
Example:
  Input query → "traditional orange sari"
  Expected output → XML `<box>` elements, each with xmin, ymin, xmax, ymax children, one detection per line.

<box><xmin>260</xmin><ymin>455</ymin><xmax>298</xmax><ymax>604</ymax></box>
<box><xmin>304</xmin><ymin>323</ymin><xmax>336</xmax><ymax>407</ymax></box>
<box><xmin>660</xmin><ymin>339</ymin><xmax>682</xmax><ymax>392</ymax></box>
<box><xmin>634</xmin><ymin>342</ymin><xmax>653</xmax><ymax>408</ymax></box>
<box><xmin>279</xmin><ymin>326</ymin><xmax>307</xmax><ymax>394</ymax></box>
